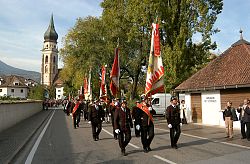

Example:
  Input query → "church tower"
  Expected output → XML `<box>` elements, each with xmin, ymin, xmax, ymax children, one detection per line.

<box><xmin>41</xmin><ymin>15</ymin><xmax>58</xmax><ymax>86</ymax></box>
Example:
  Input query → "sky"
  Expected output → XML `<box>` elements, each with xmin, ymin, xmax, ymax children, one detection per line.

<box><xmin>0</xmin><ymin>0</ymin><xmax>250</xmax><ymax>72</ymax></box>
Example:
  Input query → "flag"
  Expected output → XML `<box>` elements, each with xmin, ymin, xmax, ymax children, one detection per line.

<box><xmin>88</xmin><ymin>68</ymin><xmax>92</xmax><ymax>100</ymax></box>
<box><xmin>145</xmin><ymin>23</ymin><xmax>164</xmax><ymax>97</ymax></box>
<box><xmin>110</xmin><ymin>48</ymin><xmax>120</xmax><ymax>97</ymax></box>
<box><xmin>84</xmin><ymin>77</ymin><xmax>88</xmax><ymax>100</ymax></box>
<box><xmin>100</xmin><ymin>65</ymin><xmax>107</xmax><ymax>99</ymax></box>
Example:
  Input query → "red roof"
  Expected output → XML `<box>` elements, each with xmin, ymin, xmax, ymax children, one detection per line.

<box><xmin>175</xmin><ymin>39</ymin><xmax>250</xmax><ymax>91</ymax></box>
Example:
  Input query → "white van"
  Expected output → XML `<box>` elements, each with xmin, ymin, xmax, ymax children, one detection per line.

<box><xmin>151</xmin><ymin>93</ymin><xmax>185</xmax><ymax>115</ymax></box>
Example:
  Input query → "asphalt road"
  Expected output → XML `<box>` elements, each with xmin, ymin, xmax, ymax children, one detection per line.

<box><xmin>14</xmin><ymin>109</ymin><xmax>250</xmax><ymax>164</ymax></box>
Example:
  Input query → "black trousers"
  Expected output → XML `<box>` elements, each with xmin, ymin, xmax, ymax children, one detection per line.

<box><xmin>240</xmin><ymin>121</ymin><xmax>247</xmax><ymax>138</ymax></box>
<box><xmin>111</xmin><ymin>114</ymin><xmax>117</xmax><ymax>139</ymax></box>
<box><xmin>118</xmin><ymin>130</ymin><xmax>131</xmax><ymax>151</ymax></box>
<box><xmin>91</xmin><ymin>121</ymin><xmax>102</xmax><ymax>139</ymax></box>
<box><xmin>84</xmin><ymin>111</ymin><xmax>88</xmax><ymax>120</ymax></box>
<box><xmin>170</xmin><ymin>125</ymin><xmax>181</xmax><ymax>147</ymax></box>
<box><xmin>246</xmin><ymin>122</ymin><xmax>250</xmax><ymax>139</ymax></box>
<box><xmin>141</xmin><ymin>123</ymin><xmax>154</xmax><ymax>149</ymax></box>
<box><xmin>73</xmin><ymin>113</ymin><xmax>81</xmax><ymax>128</ymax></box>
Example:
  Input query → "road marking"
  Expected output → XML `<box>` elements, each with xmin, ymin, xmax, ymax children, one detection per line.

<box><xmin>155</xmin><ymin>127</ymin><xmax>250</xmax><ymax>150</ymax></box>
<box><xmin>153</xmin><ymin>155</ymin><xmax>177</xmax><ymax>164</ymax></box>
<box><xmin>102</xmin><ymin>128</ymin><xmax>140</xmax><ymax>149</ymax></box>
<box><xmin>25</xmin><ymin>110</ymin><xmax>55</xmax><ymax>164</ymax></box>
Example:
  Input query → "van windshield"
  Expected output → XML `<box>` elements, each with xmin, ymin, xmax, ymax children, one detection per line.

<box><xmin>152</xmin><ymin>98</ymin><xmax>159</xmax><ymax>105</ymax></box>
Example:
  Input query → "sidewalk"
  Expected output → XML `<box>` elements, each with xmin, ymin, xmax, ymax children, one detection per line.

<box><xmin>0</xmin><ymin>109</ymin><xmax>52</xmax><ymax>164</ymax></box>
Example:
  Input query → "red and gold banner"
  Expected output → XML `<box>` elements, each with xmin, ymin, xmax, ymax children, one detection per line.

<box><xmin>100</xmin><ymin>65</ymin><xmax>107</xmax><ymax>99</ymax></box>
<box><xmin>145</xmin><ymin>23</ymin><xmax>165</xmax><ymax>97</ymax></box>
<box><xmin>110</xmin><ymin>48</ymin><xmax>120</xmax><ymax>97</ymax></box>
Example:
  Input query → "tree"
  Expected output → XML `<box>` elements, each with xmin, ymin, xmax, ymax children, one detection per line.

<box><xmin>60</xmin><ymin>0</ymin><xmax>223</xmax><ymax>99</ymax></box>
<box><xmin>60</xmin><ymin>16</ymin><xmax>109</xmax><ymax>98</ymax></box>
<box><xmin>28</xmin><ymin>85</ymin><xmax>45</xmax><ymax>100</ymax></box>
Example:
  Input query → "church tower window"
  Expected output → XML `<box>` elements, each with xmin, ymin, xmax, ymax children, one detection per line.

<box><xmin>45</xmin><ymin>65</ymin><xmax>48</xmax><ymax>73</ymax></box>
<box><xmin>45</xmin><ymin>56</ymin><xmax>48</xmax><ymax>64</ymax></box>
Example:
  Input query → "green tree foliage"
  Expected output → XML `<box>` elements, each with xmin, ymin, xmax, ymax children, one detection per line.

<box><xmin>60</xmin><ymin>0</ymin><xmax>223</xmax><ymax>99</ymax></box>
<box><xmin>28</xmin><ymin>85</ymin><xmax>45</xmax><ymax>100</ymax></box>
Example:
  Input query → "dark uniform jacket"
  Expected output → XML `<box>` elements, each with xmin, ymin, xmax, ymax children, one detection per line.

<box><xmin>88</xmin><ymin>104</ymin><xmax>105</xmax><ymax>123</ymax></box>
<box><xmin>166</xmin><ymin>105</ymin><xmax>181</xmax><ymax>126</ymax></box>
<box><xmin>243</xmin><ymin>106</ymin><xmax>250</xmax><ymax>123</ymax></box>
<box><xmin>114</xmin><ymin>107</ymin><xmax>133</xmax><ymax>131</ymax></box>
<box><xmin>135</xmin><ymin>106</ymin><xmax>154</xmax><ymax>127</ymax></box>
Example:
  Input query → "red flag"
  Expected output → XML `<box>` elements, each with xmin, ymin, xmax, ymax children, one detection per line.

<box><xmin>100</xmin><ymin>65</ymin><xmax>107</xmax><ymax>98</ymax></box>
<box><xmin>110</xmin><ymin>48</ymin><xmax>120</xmax><ymax>97</ymax></box>
<box><xmin>145</xmin><ymin>23</ymin><xmax>165</xmax><ymax>97</ymax></box>
<box><xmin>84</xmin><ymin>77</ymin><xmax>88</xmax><ymax>99</ymax></box>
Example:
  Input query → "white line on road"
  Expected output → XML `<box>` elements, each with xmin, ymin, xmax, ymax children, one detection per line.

<box><xmin>102</xmin><ymin>128</ymin><xmax>140</xmax><ymax>149</ymax></box>
<box><xmin>153</xmin><ymin>155</ymin><xmax>177</xmax><ymax>164</ymax></box>
<box><xmin>103</xmin><ymin>128</ymin><xmax>177</xmax><ymax>163</ymax></box>
<box><xmin>155</xmin><ymin>127</ymin><xmax>250</xmax><ymax>150</ymax></box>
<box><xmin>25</xmin><ymin>110</ymin><xmax>55</xmax><ymax>164</ymax></box>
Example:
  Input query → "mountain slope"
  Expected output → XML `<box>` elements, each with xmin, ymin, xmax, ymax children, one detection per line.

<box><xmin>0</xmin><ymin>60</ymin><xmax>40</xmax><ymax>83</ymax></box>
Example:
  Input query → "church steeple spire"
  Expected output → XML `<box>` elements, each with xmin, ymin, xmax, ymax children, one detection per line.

<box><xmin>44</xmin><ymin>14</ymin><xmax>58</xmax><ymax>42</ymax></box>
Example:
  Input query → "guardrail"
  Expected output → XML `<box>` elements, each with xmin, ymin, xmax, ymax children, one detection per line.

<box><xmin>0</xmin><ymin>100</ymin><xmax>43</xmax><ymax>133</ymax></box>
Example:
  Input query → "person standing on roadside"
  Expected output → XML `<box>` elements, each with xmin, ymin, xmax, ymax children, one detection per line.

<box><xmin>237</xmin><ymin>99</ymin><xmax>248</xmax><ymax>139</ymax></box>
<box><xmin>222</xmin><ymin>101</ymin><xmax>238</xmax><ymax>138</ymax></box>
<box><xmin>166</xmin><ymin>96</ymin><xmax>181</xmax><ymax>149</ymax></box>
<box><xmin>243</xmin><ymin>100</ymin><xmax>250</xmax><ymax>141</ymax></box>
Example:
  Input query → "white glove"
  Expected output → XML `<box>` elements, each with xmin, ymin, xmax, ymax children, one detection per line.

<box><xmin>180</xmin><ymin>123</ymin><xmax>182</xmax><ymax>126</ymax></box>
<box><xmin>88</xmin><ymin>121</ymin><xmax>91</xmax><ymax>124</ymax></box>
<box><xmin>136</xmin><ymin>125</ymin><xmax>140</xmax><ymax>130</ymax></box>
<box><xmin>168</xmin><ymin>124</ymin><xmax>172</xmax><ymax>128</ymax></box>
<box><xmin>109</xmin><ymin>113</ymin><xmax>111</xmax><ymax>116</ymax></box>
<box><xmin>115</xmin><ymin>129</ymin><xmax>120</xmax><ymax>134</ymax></box>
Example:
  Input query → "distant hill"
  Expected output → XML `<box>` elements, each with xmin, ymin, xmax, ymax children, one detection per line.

<box><xmin>0</xmin><ymin>60</ymin><xmax>40</xmax><ymax>83</ymax></box>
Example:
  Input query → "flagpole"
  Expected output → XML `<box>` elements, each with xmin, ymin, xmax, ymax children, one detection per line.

<box><xmin>116</xmin><ymin>38</ymin><xmax>119</xmax><ymax>99</ymax></box>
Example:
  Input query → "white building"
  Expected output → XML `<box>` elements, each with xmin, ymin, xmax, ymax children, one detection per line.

<box><xmin>0</xmin><ymin>75</ymin><xmax>37</xmax><ymax>98</ymax></box>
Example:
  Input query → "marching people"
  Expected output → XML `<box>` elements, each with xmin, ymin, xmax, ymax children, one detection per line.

<box><xmin>131</xmin><ymin>100</ymin><xmax>141</xmax><ymax>137</ymax></box>
<box><xmin>222</xmin><ymin>101</ymin><xmax>238</xmax><ymax>138</ymax></box>
<box><xmin>110</xmin><ymin>99</ymin><xmax>119</xmax><ymax>140</ymax></box>
<box><xmin>243</xmin><ymin>100</ymin><xmax>250</xmax><ymax>141</ymax></box>
<box><xmin>88</xmin><ymin>99</ymin><xmax>105</xmax><ymax>141</ymax></box>
<box><xmin>166</xmin><ymin>96</ymin><xmax>181</xmax><ymax>149</ymax></box>
<box><xmin>83</xmin><ymin>100</ymin><xmax>89</xmax><ymax>121</ymax></box>
<box><xmin>72</xmin><ymin>98</ymin><xmax>81</xmax><ymax>129</ymax></box>
<box><xmin>114</xmin><ymin>100</ymin><xmax>133</xmax><ymax>156</ymax></box>
<box><xmin>237</xmin><ymin>99</ymin><xmax>248</xmax><ymax>139</ymax></box>
<box><xmin>135</xmin><ymin>97</ymin><xmax>155</xmax><ymax>153</ymax></box>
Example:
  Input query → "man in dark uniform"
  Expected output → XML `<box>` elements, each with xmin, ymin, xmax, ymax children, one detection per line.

<box><xmin>135</xmin><ymin>98</ymin><xmax>155</xmax><ymax>153</ymax></box>
<box><xmin>83</xmin><ymin>100</ymin><xmax>89</xmax><ymax>121</ymax></box>
<box><xmin>131</xmin><ymin>100</ymin><xmax>141</xmax><ymax>137</ymax></box>
<box><xmin>72</xmin><ymin>98</ymin><xmax>81</xmax><ymax>129</ymax></box>
<box><xmin>88</xmin><ymin>100</ymin><xmax>105</xmax><ymax>141</ymax></box>
<box><xmin>114</xmin><ymin>100</ymin><xmax>133</xmax><ymax>156</ymax></box>
<box><xmin>166</xmin><ymin>96</ymin><xmax>181</xmax><ymax>149</ymax></box>
<box><xmin>110</xmin><ymin>99</ymin><xmax>118</xmax><ymax>140</ymax></box>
